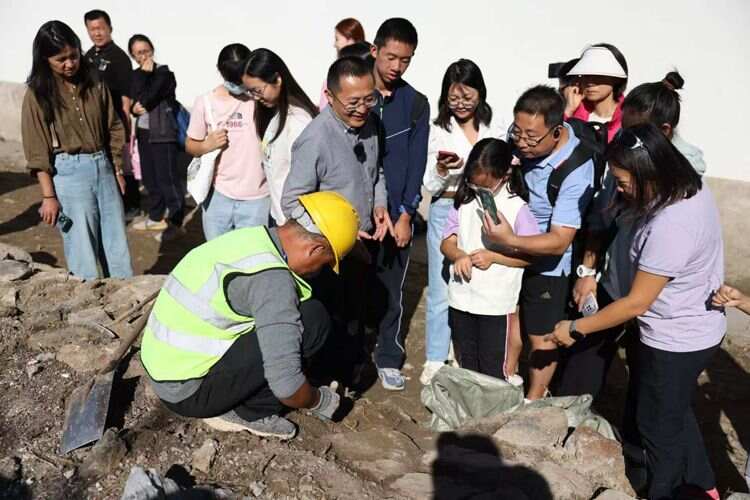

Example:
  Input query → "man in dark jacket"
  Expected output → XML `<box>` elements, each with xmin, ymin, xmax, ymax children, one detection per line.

<box><xmin>84</xmin><ymin>9</ymin><xmax>140</xmax><ymax>217</ymax></box>
<box><xmin>369</xmin><ymin>18</ymin><xmax>430</xmax><ymax>391</ymax></box>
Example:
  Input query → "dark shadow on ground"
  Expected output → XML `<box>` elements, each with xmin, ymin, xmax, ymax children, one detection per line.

<box><xmin>432</xmin><ymin>432</ymin><xmax>552</xmax><ymax>499</ymax></box>
<box><xmin>0</xmin><ymin>202</ymin><xmax>40</xmax><ymax>236</ymax></box>
<box><xmin>0</xmin><ymin>171</ymin><xmax>34</xmax><ymax>198</ymax></box>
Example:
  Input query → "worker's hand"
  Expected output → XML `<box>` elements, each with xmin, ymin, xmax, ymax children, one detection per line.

<box><xmin>372</xmin><ymin>206</ymin><xmax>394</xmax><ymax>242</ymax></box>
<box><xmin>573</xmin><ymin>276</ymin><xmax>598</xmax><ymax>312</ymax></box>
<box><xmin>393</xmin><ymin>213</ymin><xmax>412</xmax><ymax>247</ymax></box>
<box><xmin>205</xmin><ymin>129</ymin><xmax>229</xmax><ymax>152</ymax></box>
<box><xmin>469</xmin><ymin>249</ymin><xmax>495</xmax><ymax>270</ymax></box>
<box><xmin>309</xmin><ymin>385</ymin><xmax>340</xmax><ymax>422</ymax></box>
<box><xmin>453</xmin><ymin>254</ymin><xmax>472</xmax><ymax>282</ymax></box>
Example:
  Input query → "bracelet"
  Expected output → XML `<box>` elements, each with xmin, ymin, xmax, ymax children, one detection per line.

<box><xmin>43</xmin><ymin>195</ymin><xmax>57</xmax><ymax>199</ymax></box>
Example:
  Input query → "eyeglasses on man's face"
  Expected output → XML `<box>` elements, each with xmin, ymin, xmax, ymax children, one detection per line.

<box><xmin>331</xmin><ymin>91</ymin><xmax>378</xmax><ymax>113</ymax></box>
<box><xmin>507</xmin><ymin>123</ymin><xmax>561</xmax><ymax>148</ymax></box>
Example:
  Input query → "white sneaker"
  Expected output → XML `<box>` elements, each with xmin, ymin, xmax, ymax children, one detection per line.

<box><xmin>420</xmin><ymin>361</ymin><xmax>445</xmax><ymax>385</ymax></box>
<box><xmin>377</xmin><ymin>367</ymin><xmax>406</xmax><ymax>391</ymax></box>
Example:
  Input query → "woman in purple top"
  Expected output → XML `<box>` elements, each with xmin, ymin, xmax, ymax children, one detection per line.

<box><xmin>548</xmin><ymin>124</ymin><xmax>724</xmax><ymax>500</ymax></box>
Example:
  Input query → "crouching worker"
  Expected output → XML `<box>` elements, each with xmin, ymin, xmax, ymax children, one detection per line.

<box><xmin>140</xmin><ymin>192</ymin><xmax>359</xmax><ymax>440</ymax></box>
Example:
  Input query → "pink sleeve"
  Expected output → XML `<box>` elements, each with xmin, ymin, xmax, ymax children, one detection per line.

<box><xmin>442</xmin><ymin>207</ymin><xmax>460</xmax><ymax>239</ymax></box>
<box><xmin>186</xmin><ymin>95</ymin><xmax>207</xmax><ymax>140</ymax></box>
<box><xmin>514</xmin><ymin>204</ymin><xmax>540</xmax><ymax>236</ymax></box>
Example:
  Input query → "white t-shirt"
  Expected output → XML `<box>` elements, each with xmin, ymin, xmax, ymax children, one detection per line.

<box><xmin>262</xmin><ymin>105</ymin><xmax>314</xmax><ymax>225</ymax></box>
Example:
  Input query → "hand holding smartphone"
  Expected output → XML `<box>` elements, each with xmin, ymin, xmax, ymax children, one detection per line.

<box><xmin>437</xmin><ymin>150</ymin><xmax>460</xmax><ymax>164</ymax></box>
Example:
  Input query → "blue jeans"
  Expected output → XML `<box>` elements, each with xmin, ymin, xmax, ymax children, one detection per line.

<box><xmin>52</xmin><ymin>152</ymin><xmax>133</xmax><ymax>279</ymax></box>
<box><xmin>202</xmin><ymin>188</ymin><xmax>270</xmax><ymax>241</ymax></box>
<box><xmin>425</xmin><ymin>198</ymin><xmax>453</xmax><ymax>362</ymax></box>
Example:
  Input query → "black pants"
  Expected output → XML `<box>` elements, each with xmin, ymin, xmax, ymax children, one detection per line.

<box><xmin>122</xmin><ymin>174</ymin><xmax>141</xmax><ymax>212</ymax></box>
<box><xmin>448</xmin><ymin>308</ymin><xmax>507</xmax><ymax>378</ymax></box>
<box><xmin>554</xmin><ymin>288</ymin><xmax>622</xmax><ymax>399</ymax></box>
<box><xmin>136</xmin><ymin>128</ymin><xmax>184</xmax><ymax>225</ymax></box>
<box><xmin>370</xmin><ymin>235</ymin><xmax>411</xmax><ymax>369</ymax></box>
<box><xmin>636</xmin><ymin>340</ymin><xmax>718</xmax><ymax>500</ymax></box>
<box><xmin>163</xmin><ymin>299</ymin><xmax>330</xmax><ymax>422</ymax></box>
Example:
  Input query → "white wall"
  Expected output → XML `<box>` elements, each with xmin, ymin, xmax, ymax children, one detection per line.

<box><xmin>1</xmin><ymin>0</ymin><xmax>749</xmax><ymax>181</ymax></box>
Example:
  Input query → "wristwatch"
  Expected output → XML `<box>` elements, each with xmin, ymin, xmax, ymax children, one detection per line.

<box><xmin>569</xmin><ymin>320</ymin><xmax>585</xmax><ymax>342</ymax></box>
<box><xmin>576</xmin><ymin>264</ymin><xmax>596</xmax><ymax>278</ymax></box>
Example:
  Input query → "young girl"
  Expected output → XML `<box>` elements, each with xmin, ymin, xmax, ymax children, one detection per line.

<box><xmin>128</xmin><ymin>34</ymin><xmax>185</xmax><ymax>240</ymax></box>
<box><xmin>241</xmin><ymin>48</ymin><xmax>318</xmax><ymax>226</ymax></box>
<box><xmin>21</xmin><ymin>20</ymin><xmax>132</xmax><ymax>279</ymax></box>
<box><xmin>563</xmin><ymin>43</ymin><xmax>629</xmax><ymax>142</ymax></box>
<box><xmin>440</xmin><ymin>138</ymin><xmax>538</xmax><ymax>379</ymax></box>
<box><xmin>421</xmin><ymin>59</ymin><xmax>507</xmax><ymax>385</ymax></box>
<box><xmin>185</xmin><ymin>44</ymin><xmax>269</xmax><ymax>241</ymax></box>
<box><xmin>547</xmin><ymin>124</ymin><xmax>723</xmax><ymax>500</ymax></box>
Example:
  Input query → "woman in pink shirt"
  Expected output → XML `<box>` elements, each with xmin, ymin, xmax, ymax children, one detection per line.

<box><xmin>185</xmin><ymin>44</ymin><xmax>269</xmax><ymax>240</ymax></box>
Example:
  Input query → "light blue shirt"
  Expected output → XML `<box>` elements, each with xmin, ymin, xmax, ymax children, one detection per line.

<box><xmin>522</xmin><ymin>122</ymin><xmax>595</xmax><ymax>276</ymax></box>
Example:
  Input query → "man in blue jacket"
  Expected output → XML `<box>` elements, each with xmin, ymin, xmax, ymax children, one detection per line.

<box><xmin>369</xmin><ymin>18</ymin><xmax>429</xmax><ymax>391</ymax></box>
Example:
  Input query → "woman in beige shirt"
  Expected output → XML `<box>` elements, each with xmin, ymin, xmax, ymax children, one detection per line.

<box><xmin>21</xmin><ymin>20</ymin><xmax>132</xmax><ymax>279</ymax></box>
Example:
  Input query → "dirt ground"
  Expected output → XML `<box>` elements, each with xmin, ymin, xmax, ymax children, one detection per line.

<box><xmin>1</xmin><ymin>140</ymin><xmax>749</xmax><ymax>499</ymax></box>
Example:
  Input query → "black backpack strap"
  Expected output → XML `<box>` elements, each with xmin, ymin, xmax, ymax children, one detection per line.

<box><xmin>546</xmin><ymin>143</ymin><xmax>594</xmax><ymax>207</ymax></box>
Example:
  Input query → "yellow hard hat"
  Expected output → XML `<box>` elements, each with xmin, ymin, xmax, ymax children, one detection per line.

<box><xmin>298</xmin><ymin>191</ymin><xmax>360</xmax><ymax>274</ymax></box>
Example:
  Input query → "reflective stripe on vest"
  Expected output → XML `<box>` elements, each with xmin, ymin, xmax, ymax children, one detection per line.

<box><xmin>159</xmin><ymin>251</ymin><xmax>282</xmax><ymax>335</ymax></box>
<box><xmin>147</xmin><ymin>314</ymin><xmax>234</xmax><ymax>357</ymax></box>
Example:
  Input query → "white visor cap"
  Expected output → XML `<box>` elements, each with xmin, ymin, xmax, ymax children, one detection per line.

<box><xmin>567</xmin><ymin>46</ymin><xmax>627</xmax><ymax>79</ymax></box>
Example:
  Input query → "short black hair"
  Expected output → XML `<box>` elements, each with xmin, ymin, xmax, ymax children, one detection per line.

<box><xmin>326</xmin><ymin>56</ymin><xmax>373</xmax><ymax>94</ymax></box>
<box><xmin>84</xmin><ymin>9</ymin><xmax>112</xmax><ymax>28</ymax></box>
<box><xmin>373</xmin><ymin>18</ymin><xmax>418</xmax><ymax>48</ymax></box>
<box><xmin>217</xmin><ymin>43</ymin><xmax>252</xmax><ymax>84</ymax></box>
<box><xmin>513</xmin><ymin>85</ymin><xmax>564</xmax><ymax>128</ymax></box>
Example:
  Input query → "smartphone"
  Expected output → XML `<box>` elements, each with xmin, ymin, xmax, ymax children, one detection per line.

<box><xmin>476</xmin><ymin>188</ymin><xmax>500</xmax><ymax>224</ymax></box>
<box><xmin>437</xmin><ymin>150</ymin><xmax>459</xmax><ymax>163</ymax></box>
<box><xmin>581</xmin><ymin>292</ymin><xmax>599</xmax><ymax>317</ymax></box>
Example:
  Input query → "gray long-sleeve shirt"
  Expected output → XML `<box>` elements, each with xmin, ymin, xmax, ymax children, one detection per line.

<box><xmin>281</xmin><ymin>105</ymin><xmax>388</xmax><ymax>232</ymax></box>
<box><xmin>149</xmin><ymin>230</ymin><xmax>307</xmax><ymax>403</ymax></box>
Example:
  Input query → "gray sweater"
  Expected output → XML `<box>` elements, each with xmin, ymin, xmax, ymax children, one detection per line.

<box><xmin>281</xmin><ymin>105</ymin><xmax>388</xmax><ymax>232</ymax></box>
<box><xmin>149</xmin><ymin>230</ymin><xmax>307</xmax><ymax>403</ymax></box>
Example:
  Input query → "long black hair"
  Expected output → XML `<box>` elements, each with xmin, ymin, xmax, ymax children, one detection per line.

<box><xmin>27</xmin><ymin>20</ymin><xmax>96</xmax><ymax>124</ymax></box>
<box><xmin>606</xmin><ymin>123</ymin><xmax>701</xmax><ymax>218</ymax></box>
<box><xmin>623</xmin><ymin>71</ymin><xmax>685</xmax><ymax>131</ymax></box>
<box><xmin>434</xmin><ymin>59</ymin><xmax>492</xmax><ymax>132</ymax></box>
<box><xmin>217</xmin><ymin>43</ymin><xmax>251</xmax><ymax>84</ymax></box>
<box><xmin>243</xmin><ymin>48</ymin><xmax>318</xmax><ymax>143</ymax></box>
<box><xmin>454</xmin><ymin>138</ymin><xmax>527</xmax><ymax>209</ymax></box>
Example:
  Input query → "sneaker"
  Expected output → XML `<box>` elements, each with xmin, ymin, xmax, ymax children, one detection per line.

<box><xmin>131</xmin><ymin>218</ymin><xmax>168</xmax><ymax>231</ymax></box>
<box><xmin>419</xmin><ymin>361</ymin><xmax>445</xmax><ymax>385</ymax></box>
<box><xmin>506</xmin><ymin>374</ymin><xmax>524</xmax><ymax>387</ymax></box>
<box><xmin>378</xmin><ymin>367</ymin><xmax>405</xmax><ymax>391</ymax></box>
<box><xmin>203</xmin><ymin>410</ymin><xmax>297</xmax><ymax>440</ymax></box>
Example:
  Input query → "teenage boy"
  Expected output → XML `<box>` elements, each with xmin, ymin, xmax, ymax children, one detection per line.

<box><xmin>368</xmin><ymin>18</ymin><xmax>430</xmax><ymax>391</ymax></box>
<box><xmin>481</xmin><ymin>86</ymin><xmax>595</xmax><ymax>400</ymax></box>
<box><xmin>84</xmin><ymin>9</ymin><xmax>139</xmax><ymax>217</ymax></box>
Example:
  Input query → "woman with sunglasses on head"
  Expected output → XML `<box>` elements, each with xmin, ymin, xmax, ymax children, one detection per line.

<box><xmin>185</xmin><ymin>43</ymin><xmax>269</xmax><ymax>241</ymax></box>
<box><xmin>548</xmin><ymin>124</ymin><xmax>723</xmax><ymax>500</ymax></box>
<box><xmin>563</xmin><ymin>43</ymin><xmax>628</xmax><ymax>142</ymax></box>
<box><xmin>127</xmin><ymin>34</ymin><xmax>185</xmax><ymax>241</ymax></box>
<box><xmin>440</xmin><ymin>138</ymin><xmax>538</xmax><ymax>379</ymax></box>
<box><xmin>21</xmin><ymin>20</ymin><xmax>132</xmax><ymax>279</ymax></box>
<box><xmin>241</xmin><ymin>49</ymin><xmax>318</xmax><ymax>226</ymax></box>
<box><xmin>420</xmin><ymin>59</ymin><xmax>509</xmax><ymax>385</ymax></box>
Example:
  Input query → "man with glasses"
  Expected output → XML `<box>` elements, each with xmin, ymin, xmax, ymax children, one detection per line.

<box><xmin>281</xmin><ymin>56</ymin><xmax>390</xmax><ymax>387</ymax></box>
<box><xmin>367</xmin><ymin>18</ymin><xmax>430</xmax><ymax>391</ymax></box>
<box><xmin>481</xmin><ymin>85</ymin><xmax>595</xmax><ymax>401</ymax></box>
